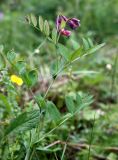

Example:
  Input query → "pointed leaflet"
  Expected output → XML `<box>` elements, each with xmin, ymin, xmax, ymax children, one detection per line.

<box><xmin>57</xmin><ymin>44</ymin><xmax>70</xmax><ymax>61</ymax></box>
<box><xmin>86</xmin><ymin>43</ymin><xmax>105</xmax><ymax>55</ymax></box>
<box><xmin>65</xmin><ymin>95</ymin><xmax>76</xmax><ymax>114</ymax></box>
<box><xmin>39</xmin><ymin>16</ymin><xmax>44</xmax><ymax>32</ymax></box>
<box><xmin>26</xmin><ymin>15</ymin><xmax>31</xmax><ymax>24</ymax></box>
<box><xmin>31</xmin><ymin>14</ymin><xmax>37</xmax><ymax>27</ymax></box>
<box><xmin>15</xmin><ymin>60</ymin><xmax>26</xmax><ymax>75</ymax></box>
<box><xmin>27</xmin><ymin>69</ymin><xmax>38</xmax><ymax>87</ymax></box>
<box><xmin>51</xmin><ymin>28</ymin><xmax>57</xmax><ymax>44</ymax></box>
<box><xmin>46</xmin><ymin>101</ymin><xmax>61</xmax><ymax>121</ymax></box>
<box><xmin>0</xmin><ymin>54</ymin><xmax>5</xmax><ymax>70</ymax></box>
<box><xmin>87</xmin><ymin>38</ymin><xmax>94</xmax><ymax>47</ymax></box>
<box><xmin>76</xmin><ymin>93</ymin><xmax>82</xmax><ymax>107</ymax></box>
<box><xmin>44</xmin><ymin>20</ymin><xmax>50</xmax><ymax>36</ymax></box>
<box><xmin>7</xmin><ymin>51</ymin><xmax>16</xmax><ymax>63</ymax></box>
<box><xmin>82</xmin><ymin>38</ymin><xmax>90</xmax><ymax>50</ymax></box>
<box><xmin>35</xmin><ymin>94</ymin><xmax>46</xmax><ymax>108</ymax></box>
<box><xmin>70</xmin><ymin>47</ymin><xmax>83</xmax><ymax>61</ymax></box>
<box><xmin>75</xmin><ymin>94</ymin><xmax>94</xmax><ymax>113</ymax></box>
<box><xmin>5</xmin><ymin>110</ymin><xmax>40</xmax><ymax>135</ymax></box>
<box><xmin>0</xmin><ymin>93</ymin><xmax>11</xmax><ymax>112</ymax></box>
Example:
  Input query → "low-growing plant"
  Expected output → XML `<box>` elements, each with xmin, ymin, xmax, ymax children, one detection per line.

<box><xmin>0</xmin><ymin>14</ymin><xmax>104</xmax><ymax>160</ymax></box>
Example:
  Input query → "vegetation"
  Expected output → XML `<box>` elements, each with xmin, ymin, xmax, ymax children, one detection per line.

<box><xmin>0</xmin><ymin>0</ymin><xmax>118</xmax><ymax>159</ymax></box>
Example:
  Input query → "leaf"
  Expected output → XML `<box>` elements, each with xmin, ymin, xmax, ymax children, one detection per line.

<box><xmin>50</xmin><ymin>60</ymin><xmax>58</xmax><ymax>78</ymax></box>
<box><xmin>15</xmin><ymin>60</ymin><xmax>26</xmax><ymax>74</ymax></box>
<box><xmin>78</xmin><ymin>94</ymin><xmax>94</xmax><ymax>111</ymax></box>
<box><xmin>82</xmin><ymin>95</ymin><xmax>94</xmax><ymax>106</ymax></box>
<box><xmin>0</xmin><ymin>54</ymin><xmax>6</xmax><ymax>70</ymax></box>
<box><xmin>87</xmin><ymin>38</ymin><xmax>94</xmax><ymax>47</ymax></box>
<box><xmin>35</xmin><ymin>94</ymin><xmax>46</xmax><ymax>108</ymax></box>
<box><xmin>86</xmin><ymin>43</ymin><xmax>105</xmax><ymax>54</ymax></box>
<box><xmin>27</xmin><ymin>69</ymin><xmax>38</xmax><ymax>87</ymax></box>
<box><xmin>7</xmin><ymin>51</ymin><xmax>16</xmax><ymax>63</ymax></box>
<box><xmin>30</xmin><ymin>14</ymin><xmax>37</xmax><ymax>27</ymax></box>
<box><xmin>0</xmin><ymin>45</ymin><xmax>4</xmax><ymax>53</ymax></box>
<box><xmin>39</xmin><ymin>16</ymin><xmax>44</xmax><ymax>32</ymax></box>
<box><xmin>46</xmin><ymin>101</ymin><xmax>61</xmax><ymax>121</ymax></box>
<box><xmin>25</xmin><ymin>15</ymin><xmax>31</xmax><ymax>24</ymax></box>
<box><xmin>71</xmin><ymin>39</ymin><xmax>80</xmax><ymax>50</ymax></box>
<box><xmin>57</xmin><ymin>44</ymin><xmax>70</xmax><ymax>61</ymax></box>
<box><xmin>107</xmin><ymin>152</ymin><xmax>117</xmax><ymax>160</ymax></box>
<box><xmin>0</xmin><ymin>93</ymin><xmax>11</xmax><ymax>112</ymax></box>
<box><xmin>70</xmin><ymin>47</ymin><xmax>83</xmax><ymax>61</ymax></box>
<box><xmin>65</xmin><ymin>93</ymin><xmax>94</xmax><ymax>115</ymax></box>
<box><xmin>65</xmin><ymin>95</ymin><xmax>76</xmax><ymax>114</ymax></box>
<box><xmin>76</xmin><ymin>93</ymin><xmax>82</xmax><ymax>107</ymax></box>
<box><xmin>44</xmin><ymin>20</ymin><xmax>50</xmax><ymax>36</ymax></box>
<box><xmin>82</xmin><ymin>38</ymin><xmax>90</xmax><ymax>50</ymax></box>
<box><xmin>5</xmin><ymin>110</ymin><xmax>40</xmax><ymax>135</ymax></box>
<box><xmin>51</xmin><ymin>28</ymin><xmax>57</xmax><ymax>44</ymax></box>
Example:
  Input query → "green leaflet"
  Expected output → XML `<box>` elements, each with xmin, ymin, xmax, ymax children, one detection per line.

<box><xmin>0</xmin><ymin>93</ymin><xmax>12</xmax><ymax>112</ymax></box>
<box><xmin>39</xmin><ymin>16</ymin><xmax>44</xmax><ymax>32</ymax></box>
<box><xmin>0</xmin><ymin>54</ymin><xmax>6</xmax><ymax>70</ymax></box>
<box><xmin>46</xmin><ymin>101</ymin><xmax>61</xmax><ymax>121</ymax></box>
<box><xmin>44</xmin><ymin>20</ymin><xmax>50</xmax><ymax>36</ymax></box>
<box><xmin>5</xmin><ymin>110</ymin><xmax>40</xmax><ymax>135</ymax></box>
<box><xmin>7</xmin><ymin>51</ymin><xmax>16</xmax><ymax>63</ymax></box>
<box><xmin>31</xmin><ymin>14</ymin><xmax>37</xmax><ymax>27</ymax></box>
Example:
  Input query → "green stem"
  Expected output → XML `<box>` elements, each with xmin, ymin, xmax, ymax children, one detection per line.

<box><xmin>29</xmin><ymin>148</ymin><xmax>35</xmax><ymax>160</ymax></box>
<box><xmin>111</xmin><ymin>52</ymin><xmax>118</xmax><ymax>98</ymax></box>
<box><xmin>87</xmin><ymin>113</ymin><xmax>96</xmax><ymax>160</ymax></box>
<box><xmin>25</xmin><ymin>148</ymin><xmax>31</xmax><ymax>160</ymax></box>
<box><xmin>34</xmin><ymin>115</ymin><xmax>72</xmax><ymax>144</ymax></box>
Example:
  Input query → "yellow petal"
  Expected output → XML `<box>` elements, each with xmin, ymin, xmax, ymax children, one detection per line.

<box><xmin>10</xmin><ymin>75</ymin><xmax>18</xmax><ymax>83</ymax></box>
<box><xmin>16</xmin><ymin>77</ymin><xmax>23</xmax><ymax>86</ymax></box>
<box><xmin>10</xmin><ymin>75</ymin><xmax>23</xmax><ymax>86</ymax></box>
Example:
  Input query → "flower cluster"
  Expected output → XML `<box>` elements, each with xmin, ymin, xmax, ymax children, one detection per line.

<box><xmin>56</xmin><ymin>15</ymin><xmax>80</xmax><ymax>37</ymax></box>
<box><xmin>10</xmin><ymin>75</ymin><xmax>23</xmax><ymax>86</ymax></box>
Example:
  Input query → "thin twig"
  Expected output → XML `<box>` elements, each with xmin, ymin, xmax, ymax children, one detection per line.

<box><xmin>87</xmin><ymin>113</ymin><xmax>96</xmax><ymax>160</ymax></box>
<box><xmin>43</xmin><ymin>140</ymin><xmax>118</xmax><ymax>153</ymax></box>
<box><xmin>111</xmin><ymin>52</ymin><xmax>118</xmax><ymax>98</ymax></box>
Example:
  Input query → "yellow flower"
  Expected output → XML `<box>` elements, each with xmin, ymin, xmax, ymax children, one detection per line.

<box><xmin>10</xmin><ymin>75</ymin><xmax>23</xmax><ymax>86</ymax></box>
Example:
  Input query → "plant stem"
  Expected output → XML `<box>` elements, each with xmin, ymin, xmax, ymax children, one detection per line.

<box><xmin>34</xmin><ymin>115</ymin><xmax>72</xmax><ymax>144</ymax></box>
<box><xmin>25</xmin><ymin>148</ymin><xmax>31</xmax><ymax>160</ymax></box>
<box><xmin>61</xmin><ymin>143</ymin><xmax>67</xmax><ymax>160</ymax></box>
<box><xmin>29</xmin><ymin>147</ymin><xmax>35</xmax><ymax>160</ymax></box>
<box><xmin>111</xmin><ymin>52</ymin><xmax>118</xmax><ymax>98</ymax></box>
<box><xmin>87</xmin><ymin>113</ymin><xmax>96</xmax><ymax>160</ymax></box>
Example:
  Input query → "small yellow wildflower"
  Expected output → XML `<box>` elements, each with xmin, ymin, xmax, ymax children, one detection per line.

<box><xmin>10</xmin><ymin>75</ymin><xmax>23</xmax><ymax>86</ymax></box>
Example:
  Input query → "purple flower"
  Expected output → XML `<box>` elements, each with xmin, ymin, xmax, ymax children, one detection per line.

<box><xmin>56</xmin><ymin>15</ymin><xmax>80</xmax><ymax>37</ymax></box>
<box><xmin>68</xmin><ymin>18</ymin><xmax>80</xmax><ymax>29</ymax></box>
<box><xmin>56</xmin><ymin>15</ymin><xmax>68</xmax><ymax>30</ymax></box>
<box><xmin>60</xmin><ymin>28</ymin><xmax>71</xmax><ymax>37</ymax></box>
<box><xmin>0</xmin><ymin>12</ymin><xmax>4</xmax><ymax>21</ymax></box>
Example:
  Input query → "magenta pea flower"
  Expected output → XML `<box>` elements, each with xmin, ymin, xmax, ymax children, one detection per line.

<box><xmin>56</xmin><ymin>15</ymin><xmax>68</xmax><ymax>30</ymax></box>
<box><xmin>56</xmin><ymin>15</ymin><xmax>80</xmax><ymax>37</ymax></box>
<box><xmin>56</xmin><ymin>15</ymin><xmax>71</xmax><ymax>37</ymax></box>
<box><xmin>60</xmin><ymin>28</ymin><xmax>71</xmax><ymax>37</ymax></box>
<box><xmin>68</xmin><ymin>18</ymin><xmax>80</xmax><ymax>29</ymax></box>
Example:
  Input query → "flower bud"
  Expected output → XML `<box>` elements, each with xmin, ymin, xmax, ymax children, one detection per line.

<box><xmin>68</xmin><ymin>18</ymin><xmax>80</xmax><ymax>29</ymax></box>
<box><xmin>60</xmin><ymin>28</ymin><xmax>71</xmax><ymax>37</ymax></box>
